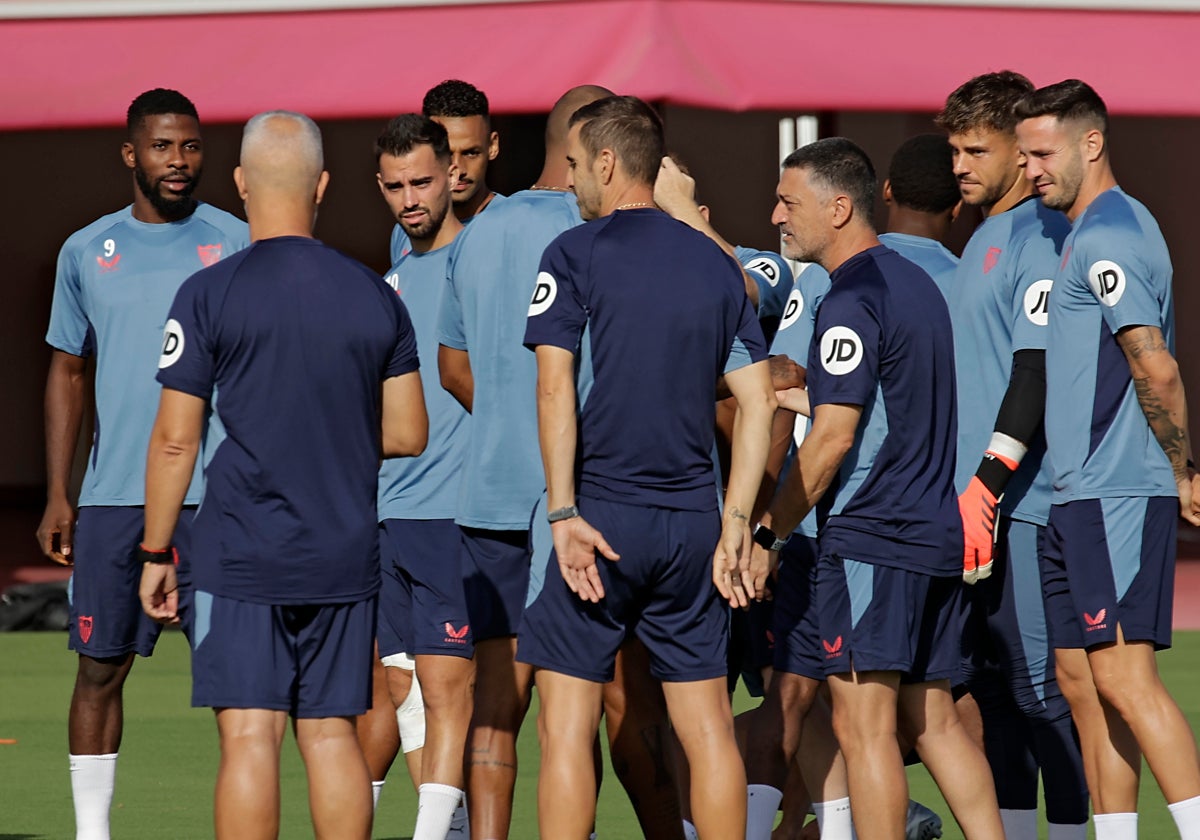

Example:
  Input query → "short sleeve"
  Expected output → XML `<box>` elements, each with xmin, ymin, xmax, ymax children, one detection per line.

<box><xmin>740</xmin><ymin>250</ymin><xmax>793</xmax><ymax>321</ymax></box>
<box><xmin>156</xmin><ymin>272</ymin><xmax>216</xmax><ymax>400</ymax></box>
<box><xmin>523</xmin><ymin>236</ymin><xmax>587</xmax><ymax>353</ymax></box>
<box><xmin>387</xmin><ymin>296</ymin><xmax>420</xmax><ymax>378</ymax></box>
<box><xmin>770</xmin><ymin>263</ymin><xmax>831</xmax><ymax>368</ymax></box>
<box><xmin>1077</xmin><ymin>230</ymin><xmax>1163</xmax><ymax>333</ymax></box>
<box><xmin>45</xmin><ymin>239</ymin><xmax>91</xmax><ymax>356</ymax></box>
<box><xmin>1009</xmin><ymin>236</ymin><xmax>1057</xmax><ymax>352</ymax></box>
<box><xmin>724</xmin><ymin>292</ymin><xmax>768</xmax><ymax>375</ymax></box>
<box><xmin>437</xmin><ymin>239</ymin><xmax>467</xmax><ymax>350</ymax></box>
<box><xmin>806</xmin><ymin>287</ymin><xmax>881</xmax><ymax>408</ymax></box>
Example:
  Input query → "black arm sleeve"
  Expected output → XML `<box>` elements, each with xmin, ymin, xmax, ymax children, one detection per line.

<box><xmin>972</xmin><ymin>349</ymin><xmax>1046</xmax><ymax>497</ymax></box>
<box><xmin>993</xmin><ymin>349</ymin><xmax>1046</xmax><ymax>443</ymax></box>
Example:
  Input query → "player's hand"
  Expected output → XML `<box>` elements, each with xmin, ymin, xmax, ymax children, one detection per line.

<box><xmin>653</xmin><ymin>156</ymin><xmax>697</xmax><ymax>217</ymax></box>
<box><xmin>768</xmin><ymin>354</ymin><xmax>804</xmax><ymax>392</ymax></box>
<box><xmin>139</xmin><ymin>562</ymin><xmax>180</xmax><ymax>625</ymax></box>
<box><xmin>1179</xmin><ymin>467</ymin><xmax>1200</xmax><ymax>527</ymax></box>
<box><xmin>713</xmin><ymin>515</ymin><xmax>752</xmax><ymax>608</ymax></box>
<box><xmin>747</xmin><ymin>543</ymin><xmax>780</xmax><ymax>603</ymax></box>
<box><xmin>959</xmin><ymin>477</ymin><xmax>997</xmax><ymax>584</ymax></box>
<box><xmin>36</xmin><ymin>497</ymin><xmax>76</xmax><ymax>566</ymax></box>
<box><xmin>775</xmin><ymin>387</ymin><xmax>811</xmax><ymax>417</ymax></box>
<box><xmin>551</xmin><ymin>516</ymin><xmax>619</xmax><ymax>604</ymax></box>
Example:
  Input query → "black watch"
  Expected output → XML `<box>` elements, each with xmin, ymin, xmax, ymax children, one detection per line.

<box><xmin>752</xmin><ymin>523</ymin><xmax>789</xmax><ymax>552</ymax></box>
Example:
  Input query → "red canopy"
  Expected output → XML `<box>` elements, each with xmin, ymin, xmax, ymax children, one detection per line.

<box><xmin>4</xmin><ymin>0</ymin><xmax>1199</xmax><ymax>129</ymax></box>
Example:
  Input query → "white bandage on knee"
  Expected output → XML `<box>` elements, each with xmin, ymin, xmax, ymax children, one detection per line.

<box><xmin>395</xmin><ymin>668</ymin><xmax>426</xmax><ymax>753</ymax></box>
<box><xmin>381</xmin><ymin>651</ymin><xmax>416</xmax><ymax>671</ymax></box>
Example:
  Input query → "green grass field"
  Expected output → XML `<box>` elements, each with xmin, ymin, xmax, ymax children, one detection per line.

<box><xmin>2</xmin><ymin>631</ymin><xmax>1199</xmax><ymax>838</ymax></box>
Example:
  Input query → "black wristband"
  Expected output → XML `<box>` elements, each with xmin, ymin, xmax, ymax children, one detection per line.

<box><xmin>138</xmin><ymin>544</ymin><xmax>176</xmax><ymax>565</ymax></box>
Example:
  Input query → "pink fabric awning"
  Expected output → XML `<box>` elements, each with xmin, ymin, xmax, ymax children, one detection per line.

<box><xmin>4</xmin><ymin>0</ymin><xmax>1198</xmax><ymax>129</ymax></box>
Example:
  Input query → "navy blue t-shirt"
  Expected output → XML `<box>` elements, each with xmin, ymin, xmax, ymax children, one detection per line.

<box><xmin>807</xmin><ymin>245</ymin><xmax>961</xmax><ymax>576</ymax></box>
<box><xmin>524</xmin><ymin>208</ymin><xmax>767</xmax><ymax>511</ymax></box>
<box><xmin>157</xmin><ymin>236</ymin><xmax>420</xmax><ymax>604</ymax></box>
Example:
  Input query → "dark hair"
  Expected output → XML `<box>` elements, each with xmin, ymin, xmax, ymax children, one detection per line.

<box><xmin>936</xmin><ymin>71</ymin><xmax>1034</xmax><ymax>135</ymax></box>
<box><xmin>888</xmin><ymin>134</ymin><xmax>959</xmax><ymax>214</ymax></box>
<box><xmin>126</xmin><ymin>88</ymin><xmax>198</xmax><ymax>137</ymax></box>
<box><xmin>568</xmin><ymin>95</ymin><xmax>664</xmax><ymax>185</ymax></box>
<box><xmin>375</xmin><ymin>114</ymin><xmax>451</xmax><ymax>163</ymax></box>
<box><xmin>782</xmin><ymin>137</ymin><xmax>877</xmax><ymax>221</ymax></box>
<box><xmin>1014</xmin><ymin>79</ymin><xmax>1109</xmax><ymax>135</ymax></box>
<box><xmin>423</xmin><ymin>79</ymin><xmax>490</xmax><ymax>120</ymax></box>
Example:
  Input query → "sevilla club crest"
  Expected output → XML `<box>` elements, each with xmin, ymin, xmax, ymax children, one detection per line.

<box><xmin>78</xmin><ymin>615</ymin><xmax>94</xmax><ymax>644</ymax></box>
<box><xmin>197</xmin><ymin>244</ymin><xmax>223</xmax><ymax>267</ymax></box>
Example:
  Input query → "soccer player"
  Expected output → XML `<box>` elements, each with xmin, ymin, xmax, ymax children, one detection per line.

<box><xmin>37</xmin><ymin>88</ymin><xmax>247</xmax><ymax>840</ymax></box>
<box><xmin>436</xmin><ymin>83</ymin><xmax>611</xmax><ymax>840</ymax></box>
<box><xmin>937</xmin><ymin>71</ymin><xmax>1088</xmax><ymax>839</ymax></box>
<box><xmin>747</xmin><ymin>137</ymin><xmax>1004</xmax><ymax>839</ymax></box>
<box><xmin>878</xmin><ymin>133</ymin><xmax>961</xmax><ymax>298</ymax></box>
<box><xmin>374</xmin><ymin>114</ymin><xmax>472</xmax><ymax>840</ymax></box>
<box><xmin>519</xmin><ymin>93</ymin><xmax>775</xmax><ymax>840</ymax></box>
<box><xmin>138</xmin><ymin>110</ymin><xmax>428</xmax><ymax>840</ymax></box>
<box><xmin>391</xmin><ymin>80</ymin><xmax>503</xmax><ymax>263</ymax></box>
<box><xmin>1017</xmin><ymin>79</ymin><xmax>1200</xmax><ymax>840</ymax></box>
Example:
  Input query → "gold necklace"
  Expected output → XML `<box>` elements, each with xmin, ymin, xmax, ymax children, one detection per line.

<box><xmin>614</xmin><ymin>201</ymin><xmax>654</xmax><ymax>211</ymax></box>
<box><xmin>530</xmin><ymin>184</ymin><xmax>570</xmax><ymax>192</ymax></box>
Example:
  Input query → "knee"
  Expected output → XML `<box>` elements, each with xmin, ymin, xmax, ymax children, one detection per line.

<box><xmin>776</xmin><ymin>674</ymin><xmax>818</xmax><ymax>718</ymax></box>
<box><xmin>1054</xmin><ymin>655</ymin><xmax>1099</xmax><ymax>710</ymax></box>
<box><xmin>75</xmin><ymin>655</ymin><xmax>131</xmax><ymax>694</ymax></box>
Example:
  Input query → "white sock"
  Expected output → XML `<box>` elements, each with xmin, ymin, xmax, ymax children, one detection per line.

<box><xmin>1169</xmin><ymin>794</ymin><xmax>1200</xmax><ymax>840</ymax></box>
<box><xmin>1048</xmin><ymin>822</ymin><xmax>1088</xmax><ymax>840</ymax></box>
<box><xmin>1000</xmin><ymin>808</ymin><xmax>1038</xmax><ymax>839</ymax></box>
<box><xmin>70</xmin><ymin>753</ymin><xmax>117</xmax><ymax>840</ymax></box>
<box><xmin>814</xmin><ymin>796</ymin><xmax>854</xmax><ymax>839</ymax></box>
<box><xmin>413</xmin><ymin>783</ymin><xmax>463</xmax><ymax>840</ymax></box>
<box><xmin>446</xmin><ymin>801</ymin><xmax>468</xmax><ymax>837</ymax></box>
<box><xmin>372</xmin><ymin>779</ymin><xmax>385</xmax><ymax>811</ymax></box>
<box><xmin>1094</xmin><ymin>812</ymin><xmax>1138</xmax><ymax>840</ymax></box>
<box><xmin>681</xmin><ymin>819</ymin><xmax>699</xmax><ymax>840</ymax></box>
<box><xmin>747</xmin><ymin>784</ymin><xmax>784</xmax><ymax>840</ymax></box>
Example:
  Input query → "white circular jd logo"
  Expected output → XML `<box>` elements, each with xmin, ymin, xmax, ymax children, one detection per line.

<box><xmin>819</xmin><ymin>326</ymin><xmax>863</xmax><ymax>375</ymax></box>
<box><xmin>528</xmin><ymin>272</ymin><xmax>558</xmax><ymax>317</ymax></box>
<box><xmin>158</xmin><ymin>318</ymin><xmax>185</xmax><ymax>369</ymax></box>
<box><xmin>1023</xmin><ymin>279</ymin><xmax>1053</xmax><ymax>326</ymax></box>
<box><xmin>1087</xmin><ymin>260</ymin><xmax>1126</xmax><ymax>307</ymax></box>
<box><xmin>779</xmin><ymin>288</ymin><xmax>805</xmax><ymax>331</ymax></box>
<box><xmin>744</xmin><ymin>257</ymin><xmax>781</xmax><ymax>287</ymax></box>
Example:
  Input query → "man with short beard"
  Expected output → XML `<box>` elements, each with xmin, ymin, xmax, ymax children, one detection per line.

<box><xmin>1018</xmin><ymin>79</ymin><xmax>1200</xmax><ymax>840</ymax></box>
<box><xmin>938</xmin><ymin>71</ymin><xmax>1088</xmax><ymax>840</ymax></box>
<box><xmin>38</xmin><ymin>88</ymin><xmax>247</xmax><ymax>840</ymax></box>
<box><xmin>372</xmin><ymin>114</ymin><xmax>472</xmax><ymax>840</ymax></box>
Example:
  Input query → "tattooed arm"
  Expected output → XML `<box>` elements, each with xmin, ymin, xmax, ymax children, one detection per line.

<box><xmin>1117</xmin><ymin>324</ymin><xmax>1200</xmax><ymax>525</ymax></box>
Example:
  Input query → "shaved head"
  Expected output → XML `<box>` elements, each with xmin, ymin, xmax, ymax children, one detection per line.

<box><xmin>546</xmin><ymin>85</ymin><xmax>613</xmax><ymax>149</ymax></box>
<box><xmin>240</xmin><ymin>110</ymin><xmax>324</xmax><ymax>196</ymax></box>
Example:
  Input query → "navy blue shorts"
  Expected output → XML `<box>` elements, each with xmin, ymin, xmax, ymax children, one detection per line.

<box><xmin>771</xmin><ymin>535</ymin><xmax>824</xmax><ymax>681</ymax></box>
<box><xmin>461</xmin><ymin>526</ymin><xmax>530</xmax><ymax>642</ymax></box>
<box><xmin>377</xmin><ymin>519</ymin><xmax>472</xmax><ymax>659</ymax></box>
<box><xmin>67</xmin><ymin>506</ymin><xmax>194</xmax><ymax>659</ymax></box>
<box><xmin>817</xmin><ymin>555</ymin><xmax>960</xmax><ymax>683</ymax></box>
<box><xmin>728</xmin><ymin>593</ymin><xmax>775</xmax><ymax>697</ymax></box>
<box><xmin>182</xmin><ymin>591</ymin><xmax>376</xmax><ymax>718</ymax></box>
<box><xmin>517</xmin><ymin>496</ymin><xmax>727</xmax><ymax>684</ymax></box>
<box><xmin>1042</xmin><ymin>497</ymin><xmax>1176</xmax><ymax>650</ymax></box>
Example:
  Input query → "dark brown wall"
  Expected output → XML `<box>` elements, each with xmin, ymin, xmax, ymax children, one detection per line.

<box><xmin>4</xmin><ymin>108</ymin><xmax>1199</xmax><ymax>494</ymax></box>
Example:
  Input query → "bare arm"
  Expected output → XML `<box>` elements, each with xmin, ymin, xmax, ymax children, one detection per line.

<box><xmin>1118</xmin><ymin>325</ymin><xmax>1200</xmax><ymax>525</ymax></box>
<box><xmin>714</xmin><ymin>359</ymin><xmax>777</xmax><ymax>607</ymax></box>
<box><xmin>37</xmin><ymin>350</ymin><xmax>87</xmax><ymax>564</ymax></box>
<box><xmin>382</xmin><ymin>371</ymin><xmax>429</xmax><ymax>458</ymax></box>
<box><xmin>745</xmin><ymin>402</ymin><xmax>861</xmax><ymax>598</ymax></box>
<box><xmin>139</xmin><ymin>388</ymin><xmax>206</xmax><ymax>624</ymax></box>
<box><xmin>438</xmin><ymin>345</ymin><xmax>474</xmax><ymax>413</ymax></box>
<box><xmin>535</xmin><ymin>344</ymin><xmax>619</xmax><ymax>603</ymax></box>
<box><xmin>654</xmin><ymin>156</ymin><xmax>761</xmax><ymax>308</ymax></box>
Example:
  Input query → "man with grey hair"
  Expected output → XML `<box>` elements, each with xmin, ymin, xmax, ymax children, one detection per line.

<box><xmin>139</xmin><ymin>110</ymin><xmax>429</xmax><ymax>839</ymax></box>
